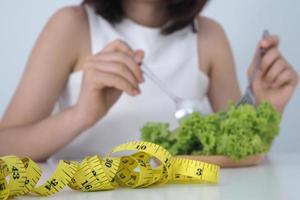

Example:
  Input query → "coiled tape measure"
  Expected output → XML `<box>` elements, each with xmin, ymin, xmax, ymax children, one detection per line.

<box><xmin>0</xmin><ymin>141</ymin><xmax>219</xmax><ymax>200</ymax></box>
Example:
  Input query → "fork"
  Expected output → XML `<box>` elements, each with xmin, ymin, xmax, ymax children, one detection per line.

<box><xmin>141</xmin><ymin>64</ymin><xmax>204</xmax><ymax>121</ymax></box>
<box><xmin>236</xmin><ymin>30</ymin><xmax>270</xmax><ymax>106</ymax></box>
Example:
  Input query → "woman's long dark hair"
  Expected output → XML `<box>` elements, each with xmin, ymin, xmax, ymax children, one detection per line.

<box><xmin>82</xmin><ymin>0</ymin><xmax>209</xmax><ymax>34</ymax></box>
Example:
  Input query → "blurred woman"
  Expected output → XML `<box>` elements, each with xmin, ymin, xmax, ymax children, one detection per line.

<box><xmin>0</xmin><ymin>0</ymin><xmax>298</xmax><ymax>161</ymax></box>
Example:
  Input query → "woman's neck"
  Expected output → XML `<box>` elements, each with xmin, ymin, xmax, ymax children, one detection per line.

<box><xmin>122</xmin><ymin>0</ymin><xmax>169</xmax><ymax>27</ymax></box>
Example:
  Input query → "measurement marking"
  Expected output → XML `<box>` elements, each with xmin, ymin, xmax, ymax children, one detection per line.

<box><xmin>62</xmin><ymin>170</ymin><xmax>73</xmax><ymax>180</ymax></box>
<box><xmin>61</xmin><ymin>180</ymin><xmax>67</xmax><ymax>185</ymax></box>
<box><xmin>32</xmin><ymin>168</ymin><xmax>42</xmax><ymax>177</ymax></box>
<box><xmin>154</xmin><ymin>146</ymin><xmax>160</xmax><ymax>153</ymax></box>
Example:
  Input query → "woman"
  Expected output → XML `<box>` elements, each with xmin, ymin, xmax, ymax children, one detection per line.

<box><xmin>0</xmin><ymin>0</ymin><xmax>298</xmax><ymax>161</ymax></box>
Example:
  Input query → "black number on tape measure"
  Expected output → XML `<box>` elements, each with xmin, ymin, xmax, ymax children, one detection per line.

<box><xmin>131</xmin><ymin>175</ymin><xmax>137</xmax><ymax>180</ymax></box>
<box><xmin>45</xmin><ymin>179</ymin><xmax>58</xmax><ymax>191</ymax></box>
<box><xmin>12</xmin><ymin>172</ymin><xmax>20</xmax><ymax>180</ymax></box>
<box><xmin>45</xmin><ymin>185</ymin><xmax>51</xmax><ymax>191</ymax></box>
<box><xmin>136</xmin><ymin>145</ymin><xmax>147</xmax><ymax>150</ymax></box>
<box><xmin>119</xmin><ymin>173</ymin><xmax>126</xmax><ymax>179</ymax></box>
<box><xmin>0</xmin><ymin>183</ymin><xmax>6</xmax><ymax>190</ymax></box>
<box><xmin>137</xmin><ymin>159</ymin><xmax>146</xmax><ymax>167</ymax></box>
<box><xmin>51</xmin><ymin>179</ymin><xmax>58</xmax><ymax>186</ymax></box>
<box><xmin>105</xmin><ymin>159</ymin><xmax>113</xmax><ymax>168</ymax></box>
<box><xmin>164</xmin><ymin>158</ymin><xmax>169</xmax><ymax>164</ymax></box>
<box><xmin>81</xmin><ymin>180</ymin><xmax>88</xmax><ymax>186</ymax></box>
<box><xmin>81</xmin><ymin>180</ymin><xmax>92</xmax><ymax>190</ymax></box>
<box><xmin>25</xmin><ymin>179</ymin><xmax>30</xmax><ymax>185</ymax></box>
<box><xmin>12</xmin><ymin>166</ymin><xmax>20</xmax><ymax>180</ymax></box>
<box><xmin>63</xmin><ymin>160</ymin><xmax>71</xmax><ymax>165</ymax></box>
<box><xmin>122</xmin><ymin>159</ymin><xmax>129</xmax><ymax>164</ymax></box>
<box><xmin>92</xmin><ymin>170</ymin><xmax>97</xmax><ymax>176</ymax></box>
<box><xmin>85</xmin><ymin>185</ymin><xmax>92</xmax><ymax>190</ymax></box>
<box><xmin>71</xmin><ymin>178</ymin><xmax>76</xmax><ymax>184</ymax></box>
<box><xmin>24</xmin><ymin>162</ymin><xmax>29</xmax><ymax>168</ymax></box>
<box><xmin>128</xmin><ymin>182</ymin><xmax>134</xmax><ymax>186</ymax></box>
<box><xmin>196</xmin><ymin>168</ymin><xmax>203</xmax><ymax>176</ymax></box>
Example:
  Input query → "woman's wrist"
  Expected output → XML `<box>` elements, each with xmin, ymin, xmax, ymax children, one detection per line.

<box><xmin>256</xmin><ymin>99</ymin><xmax>284</xmax><ymax>115</ymax></box>
<box><xmin>69</xmin><ymin>105</ymin><xmax>105</xmax><ymax>131</ymax></box>
<box><xmin>68</xmin><ymin>106</ymin><xmax>92</xmax><ymax>132</ymax></box>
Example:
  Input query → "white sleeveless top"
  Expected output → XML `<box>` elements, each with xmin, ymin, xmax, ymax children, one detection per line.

<box><xmin>49</xmin><ymin>5</ymin><xmax>213</xmax><ymax>161</ymax></box>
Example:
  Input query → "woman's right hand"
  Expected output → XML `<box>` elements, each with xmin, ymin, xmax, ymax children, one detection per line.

<box><xmin>74</xmin><ymin>40</ymin><xmax>145</xmax><ymax>128</ymax></box>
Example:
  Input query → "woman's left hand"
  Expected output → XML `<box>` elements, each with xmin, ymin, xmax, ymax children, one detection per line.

<box><xmin>248</xmin><ymin>34</ymin><xmax>299</xmax><ymax>113</ymax></box>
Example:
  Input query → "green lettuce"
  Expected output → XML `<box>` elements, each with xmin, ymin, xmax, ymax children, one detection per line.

<box><xmin>140</xmin><ymin>122</ymin><xmax>176</xmax><ymax>151</ymax></box>
<box><xmin>141</xmin><ymin>102</ymin><xmax>281</xmax><ymax>161</ymax></box>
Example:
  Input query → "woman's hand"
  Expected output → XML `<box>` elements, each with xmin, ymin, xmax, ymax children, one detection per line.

<box><xmin>248</xmin><ymin>34</ymin><xmax>299</xmax><ymax>113</ymax></box>
<box><xmin>74</xmin><ymin>40</ymin><xmax>145</xmax><ymax>128</ymax></box>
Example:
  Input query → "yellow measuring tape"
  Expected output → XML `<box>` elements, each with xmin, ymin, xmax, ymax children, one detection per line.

<box><xmin>0</xmin><ymin>141</ymin><xmax>219</xmax><ymax>200</ymax></box>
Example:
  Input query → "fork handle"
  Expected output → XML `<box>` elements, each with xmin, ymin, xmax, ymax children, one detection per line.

<box><xmin>141</xmin><ymin>64</ymin><xmax>180</xmax><ymax>102</ymax></box>
<box><xmin>249</xmin><ymin>30</ymin><xmax>270</xmax><ymax>88</ymax></box>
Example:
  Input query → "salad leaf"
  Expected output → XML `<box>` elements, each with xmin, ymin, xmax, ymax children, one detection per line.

<box><xmin>141</xmin><ymin>122</ymin><xmax>176</xmax><ymax>151</ymax></box>
<box><xmin>140</xmin><ymin>102</ymin><xmax>281</xmax><ymax>161</ymax></box>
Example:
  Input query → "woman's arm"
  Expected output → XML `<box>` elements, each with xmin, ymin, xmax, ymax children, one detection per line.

<box><xmin>197</xmin><ymin>17</ymin><xmax>241</xmax><ymax>112</ymax></box>
<box><xmin>249</xmin><ymin>36</ymin><xmax>298</xmax><ymax>113</ymax></box>
<box><xmin>0</xmin><ymin>6</ymin><xmax>144</xmax><ymax>161</ymax></box>
<box><xmin>0</xmin><ymin>7</ymin><xmax>90</xmax><ymax>161</ymax></box>
<box><xmin>0</xmin><ymin>106</ymin><xmax>88</xmax><ymax>161</ymax></box>
<box><xmin>197</xmin><ymin>17</ymin><xmax>298</xmax><ymax>113</ymax></box>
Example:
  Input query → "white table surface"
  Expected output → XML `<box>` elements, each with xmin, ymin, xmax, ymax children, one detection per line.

<box><xmin>18</xmin><ymin>153</ymin><xmax>299</xmax><ymax>200</ymax></box>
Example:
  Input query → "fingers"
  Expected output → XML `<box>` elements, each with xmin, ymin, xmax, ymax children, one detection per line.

<box><xmin>101</xmin><ymin>39</ymin><xmax>145</xmax><ymax>64</ymax></box>
<box><xmin>259</xmin><ymin>34</ymin><xmax>280</xmax><ymax>49</ymax></box>
<box><xmin>97</xmin><ymin>72</ymin><xmax>139</xmax><ymax>96</ymax></box>
<box><xmin>96</xmin><ymin>39</ymin><xmax>145</xmax><ymax>83</ymax></box>
<box><xmin>135</xmin><ymin>50</ymin><xmax>145</xmax><ymax>64</ymax></box>
<box><xmin>90</xmin><ymin>60</ymin><xmax>140</xmax><ymax>91</ymax></box>
<box><xmin>85</xmin><ymin>67</ymin><xmax>139</xmax><ymax>96</ymax></box>
<box><xmin>264</xmin><ymin>59</ymin><xmax>286</xmax><ymax>84</ymax></box>
<box><xmin>84</xmin><ymin>41</ymin><xmax>147</xmax><ymax>95</ymax></box>
<box><xmin>272</xmin><ymin>67</ymin><xmax>299</xmax><ymax>88</ymax></box>
<box><xmin>257</xmin><ymin>42</ymin><xmax>298</xmax><ymax>90</ymax></box>
<box><xmin>101</xmin><ymin>39</ymin><xmax>135</xmax><ymax>56</ymax></box>
<box><xmin>96</xmin><ymin>52</ymin><xmax>144</xmax><ymax>83</ymax></box>
<box><xmin>248</xmin><ymin>35</ymin><xmax>280</xmax><ymax>78</ymax></box>
<box><xmin>262</xmin><ymin>52</ymin><xmax>299</xmax><ymax>89</ymax></box>
<box><xmin>261</xmin><ymin>47</ymin><xmax>282</xmax><ymax>73</ymax></box>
